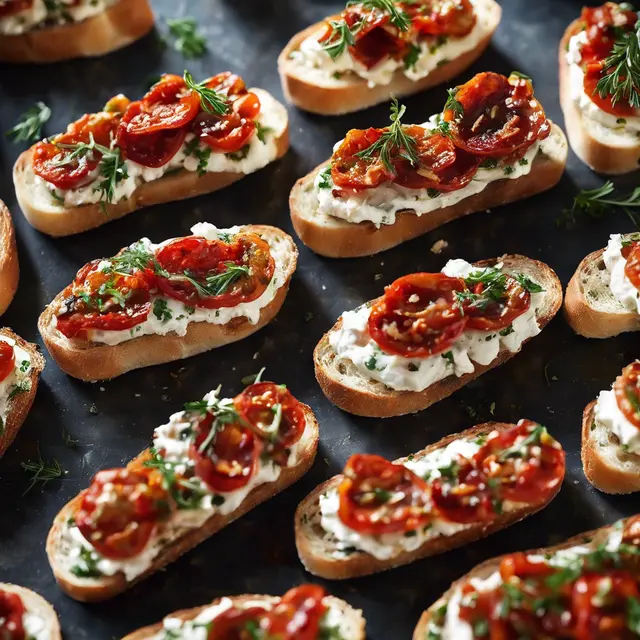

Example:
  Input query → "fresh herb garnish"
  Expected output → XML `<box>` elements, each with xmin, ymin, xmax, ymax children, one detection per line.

<box><xmin>404</xmin><ymin>43</ymin><xmax>421</xmax><ymax>69</ymax></box>
<box><xmin>255</xmin><ymin>121</ymin><xmax>272</xmax><ymax>144</ymax></box>
<box><xmin>184</xmin><ymin>70</ymin><xmax>230</xmax><ymax>115</ymax></box>
<box><xmin>181</xmin><ymin>262</ymin><xmax>250</xmax><ymax>299</ymax></box>
<box><xmin>70</xmin><ymin>547</ymin><xmax>103</xmax><ymax>578</ymax></box>
<box><xmin>167</xmin><ymin>17</ymin><xmax>207</xmax><ymax>58</ymax></box>
<box><xmin>241</xmin><ymin>367</ymin><xmax>266</xmax><ymax>386</ymax></box>
<box><xmin>318</xmin><ymin>166</ymin><xmax>333</xmax><ymax>189</ymax></box>
<box><xmin>8</xmin><ymin>379</ymin><xmax>31</xmax><ymax>401</ymax></box>
<box><xmin>321</xmin><ymin>19</ymin><xmax>356</xmax><ymax>59</ymax></box>
<box><xmin>510</xmin><ymin>70</ymin><xmax>531</xmax><ymax>81</ymax></box>
<box><xmin>6</xmin><ymin>102</ymin><xmax>51</xmax><ymax>143</ymax></box>
<box><xmin>564</xmin><ymin>181</ymin><xmax>640</xmax><ymax>227</ymax></box>
<box><xmin>21</xmin><ymin>448</ymin><xmax>65</xmax><ymax>495</ymax></box>
<box><xmin>443</xmin><ymin>87</ymin><xmax>464</xmax><ymax>118</ymax></box>
<box><xmin>349</xmin><ymin>0</ymin><xmax>411</xmax><ymax>31</ymax></box>
<box><xmin>153</xmin><ymin>299</ymin><xmax>172</xmax><ymax>324</ymax></box>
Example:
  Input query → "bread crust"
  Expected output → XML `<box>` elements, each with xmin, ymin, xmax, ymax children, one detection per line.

<box><xmin>47</xmin><ymin>406</ymin><xmax>319</xmax><ymax>602</ymax></box>
<box><xmin>0</xmin><ymin>0</ymin><xmax>154</xmax><ymax>63</ymax></box>
<box><xmin>0</xmin><ymin>583</ymin><xmax>61</xmax><ymax>639</ymax></box>
<box><xmin>0</xmin><ymin>328</ymin><xmax>45</xmax><ymax>458</ymax></box>
<box><xmin>314</xmin><ymin>255</ymin><xmax>563</xmax><ymax>418</ymax></box>
<box><xmin>38</xmin><ymin>225</ymin><xmax>298</xmax><ymax>381</ymax></box>
<box><xmin>277</xmin><ymin>0</ymin><xmax>501</xmax><ymax>115</ymax></box>
<box><xmin>289</xmin><ymin>124</ymin><xmax>567</xmax><ymax>258</ymax></box>
<box><xmin>0</xmin><ymin>201</ymin><xmax>19</xmax><ymax>316</ymax></box>
<box><xmin>559</xmin><ymin>19</ymin><xmax>640</xmax><ymax>175</ymax></box>
<box><xmin>295</xmin><ymin>421</ymin><xmax>564</xmax><ymax>580</ymax></box>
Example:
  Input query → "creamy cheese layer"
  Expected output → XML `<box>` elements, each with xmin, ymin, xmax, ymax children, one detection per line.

<box><xmin>594</xmin><ymin>386</ymin><xmax>640</xmax><ymax>455</ymax></box>
<box><xmin>0</xmin><ymin>335</ymin><xmax>33</xmax><ymax>432</ymax></box>
<box><xmin>23</xmin><ymin>610</ymin><xmax>50</xmax><ymax>640</ymax></box>
<box><xmin>603</xmin><ymin>233</ymin><xmax>640</xmax><ymax>314</ymax></box>
<box><xmin>329</xmin><ymin>259</ymin><xmax>544</xmax><ymax>392</ymax></box>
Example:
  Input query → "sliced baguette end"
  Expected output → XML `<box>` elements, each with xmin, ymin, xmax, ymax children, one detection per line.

<box><xmin>0</xmin><ymin>201</ymin><xmax>19</xmax><ymax>316</ymax></box>
<box><xmin>0</xmin><ymin>583</ymin><xmax>61</xmax><ymax>640</ymax></box>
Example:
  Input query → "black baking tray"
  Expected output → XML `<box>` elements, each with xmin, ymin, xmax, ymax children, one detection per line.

<box><xmin>0</xmin><ymin>1</ymin><xmax>638</xmax><ymax>638</ymax></box>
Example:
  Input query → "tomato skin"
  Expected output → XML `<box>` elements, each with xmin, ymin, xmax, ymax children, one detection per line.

<box><xmin>208</xmin><ymin>606</ymin><xmax>270</xmax><ymax>640</ymax></box>
<box><xmin>266</xmin><ymin>585</ymin><xmax>328</xmax><ymax>640</ymax></box>
<box><xmin>623</xmin><ymin>241</ymin><xmax>640</xmax><ymax>293</ymax></box>
<box><xmin>406</xmin><ymin>0</ymin><xmax>476</xmax><ymax>37</ymax></box>
<box><xmin>193</xmin><ymin>112</ymin><xmax>256</xmax><ymax>152</ymax></box>
<box><xmin>0</xmin><ymin>341</ymin><xmax>15</xmax><ymax>383</ymax></box>
<box><xmin>614</xmin><ymin>362</ymin><xmax>640</xmax><ymax>430</ymax></box>
<box><xmin>0</xmin><ymin>588</ymin><xmax>26</xmax><ymax>640</ymax></box>
<box><xmin>0</xmin><ymin>0</ymin><xmax>32</xmax><ymax>17</ymax></box>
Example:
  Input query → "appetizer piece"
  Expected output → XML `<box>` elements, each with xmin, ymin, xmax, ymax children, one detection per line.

<box><xmin>0</xmin><ymin>201</ymin><xmax>19</xmax><ymax>316</ymax></box>
<box><xmin>38</xmin><ymin>223</ymin><xmax>297</xmax><ymax>381</ymax></box>
<box><xmin>315</xmin><ymin>255</ymin><xmax>562</xmax><ymax>417</ymax></box>
<box><xmin>560</xmin><ymin>3</ymin><xmax>640</xmax><ymax>174</ymax></box>
<box><xmin>583</xmin><ymin>361</ymin><xmax>640</xmax><ymax>494</ymax></box>
<box><xmin>565</xmin><ymin>232</ymin><xmax>640</xmax><ymax>338</ymax></box>
<box><xmin>14</xmin><ymin>72</ymin><xmax>289</xmax><ymax>237</ymax></box>
<box><xmin>414</xmin><ymin>515</ymin><xmax>640</xmax><ymax>639</ymax></box>
<box><xmin>290</xmin><ymin>73</ymin><xmax>567</xmax><ymax>258</ymax></box>
<box><xmin>47</xmin><ymin>379</ymin><xmax>319</xmax><ymax>602</ymax></box>
<box><xmin>0</xmin><ymin>0</ymin><xmax>154</xmax><ymax>64</ymax></box>
<box><xmin>0</xmin><ymin>328</ymin><xmax>44</xmax><ymax>458</ymax></box>
<box><xmin>296</xmin><ymin>420</ymin><xmax>565</xmax><ymax>579</ymax></box>
<box><xmin>122</xmin><ymin>584</ymin><xmax>365</xmax><ymax>639</ymax></box>
<box><xmin>278</xmin><ymin>0</ymin><xmax>502</xmax><ymax>115</ymax></box>
<box><xmin>0</xmin><ymin>583</ymin><xmax>61</xmax><ymax>639</ymax></box>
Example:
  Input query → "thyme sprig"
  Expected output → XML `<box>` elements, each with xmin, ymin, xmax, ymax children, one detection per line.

<box><xmin>321</xmin><ymin>19</ymin><xmax>356</xmax><ymax>59</ymax></box>
<box><xmin>167</xmin><ymin>17</ymin><xmax>207</xmax><ymax>58</ymax></box>
<box><xmin>184</xmin><ymin>70</ymin><xmax>230</xmax><ymax>116</ymax></box>
<box><xmin>563</xmin><ymin>181</ymin><xmax>640</xmax><ymax>227</ymax></box>
<box><xmin>6</xmin><ymin>102</ymin><xmax>51</xmax><ymax>143</ymax></box>
<box><xmin>21</xmin><ymin>448</ymin><xmax>65</xmax><ymax>495</ymax></box>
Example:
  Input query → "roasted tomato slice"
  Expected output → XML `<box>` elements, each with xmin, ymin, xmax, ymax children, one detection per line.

<box><xmin>266</xmin><ymin>585</ymin><xmax>328</xmax><ymax>640</ymax></box>
<box><xmin>0</xmin><ymin>341</ymin><xmax>15</xmax><ymax>383</ymax></box>
<box><xmin>499</xmin><ymin>551</ymin><xmax>556</xmax><ymax>581</ymax></box>
<box><xmin>0</xmin><ymin>0</ymin><xmax>32</xmax><ymax>17</ymax></box>
<box><xmin>614</xmin><ymin>362</ymin><xmax>640</xmax><ymax>430</ymax></box>
<box><xmin>580</xmin><ymin>3</ymin><xmax>638</xmax><ymax>64</ymax></box>
<box><xmin>0</xmin><ymin>589</ymin><xmax>26</xmax><ymax>640</ymax></box>
<box><xmin>368</xmin><ymin>273</ymin><xmax>468</xmax><ymax>357</ymax></box>
<box><xmin>474</xmin><ymin>420</ymin><xmax>565</xmax><ymax>504</ymax></box>
<box><xmin>338</xmin><ymin>453</ymin><xmax>431</xmax><ymax>535</ymax></box>
<box><xmin>191</xmin><ymin>414</ymin><xmax>262</xmax><ymax>493</ymax></box>
<box><xmin>622</xmin><ymin>240</ymin><xmax>640</xmax><ymax>292</ymax></box>
<box><xmin>154</xmin><ymin>233</ymin><xmax>274</xmax><ymax>309</ymax></box>
<box><xmin>208</xmin><ymin>605</ymin><xmax>270</xmax><ymax>640</ymax></box>
<box><xmin>406</xmin><ymin>0</ymin><xmax>476</xmax><ymax>37</ymax></box>
<box><xmin>444</xmin><ymin>72</ymin><xmax>550</xmax><ymax>158</ymax></box>
<box><xmin>75</xmin><ymin>467</ymin><xmax>171</xmax><ymax>560</ymax></box>
<box><xmin>584</xmin><ymin>61</ymin><xmax>638</xmax><ymax>117</ymax></box>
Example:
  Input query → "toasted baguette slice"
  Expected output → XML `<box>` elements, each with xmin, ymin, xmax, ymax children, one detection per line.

<box><xmin>412</xmin><ymin>515</ymin><xmax>640</xmax><ymax>639</ymax></box>
<box><xmin>278</xmin><ymin>0</ymin><xmax>501</xmax><ymax>115</ymax></box>
<box><xmin>122</xmin><ymin>593</ymin><xmax>365</xmax><ymax>640</ymax></box>
<box><xmin>564</xmin><ymin>248</ymin><xmax>640</xmax><ymax>339</ymax></box>
<box><xmin>295</xmin><ymin>421</ymin><xmax>564</xmax><ymax>580</ymax></box>
<box><xmin>559</xmin><ymin>19</ymin><xmax>640</xmax><ymax>175</ymax></box>
<box><xmin>0</xmin><ymin>0</ymin><xmax>154</xmax><ymax>63</ymax></box>
<box><xmin>0</xmin><ymin>201</ymin><xmax>19</xmax><ymax>316</ymax></box>
<box><xmin>47</xmin><ymin>404</ymin><xmax>319</xmax><ymax>602</ymax></box>
<box><xmin>38</xmin><ymin>225</ymin><xmax>297</xmax><ymax>381</ymax></box>
<box><xmin>290</xmin><ymin>123</ymin><xmax>567</xmax><ymax>258</ymax></box>
<box><xmin>14</xmin><ymin>89</ymin><xmax>289</xmax><ymax>237</ymax></box>
<box><xmin>0</xmin><ymin>583</ymin><xmax>61</xmax><ymax>639</ymax></box>
<box><xmin>0</xmin><ymin>328</ymin><xmax>45</xmax><ymax>458</ymax></box>
<box><xmin>315</xmin><ymin>255</ymin><xmax>563</xmax><ymax>418</ymax></box>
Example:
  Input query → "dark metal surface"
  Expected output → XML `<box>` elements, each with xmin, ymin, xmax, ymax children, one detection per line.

<box><xmin>0</xmin><ymin>1</ymin><xmax>638</xmax><ymax>638</ymax></box>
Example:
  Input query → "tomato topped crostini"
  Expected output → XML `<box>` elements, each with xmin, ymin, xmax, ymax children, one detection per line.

<box><xmin>0</xmin><ymin>583</ymin><xmax>61</xmax><ymax>639</ymax></box>
<box><xmin>560</xmin><ymin>2</ymin><xmax>640</xmax><ymax>174</ymax></box>
<box><xmin>314</xmin><ymin>254</ymin><xmax>562</xmax><ymax>417</ymax></box>
<box><xmin>38</xmin><ymin>223</ymin><xmax>298</xmax><ymax>380</ymax></box>
<box><xmin>290</xmin><ymin>72</ymin><xmax>568</xmax><ymax>258</ymax></box>
<box><xmin>296</xmin><ymin>420</ymin><xmax>565</xmax><ymax>579</ymax></box>
<box><xmin>47</xmin><ymin>376</ymin><xmax>319</xmax><ymax>602</ymax></box>
<box><xmin>278</xmin><ymin>0</ymin><xmax>502</xmax><ymax>115</ymax></box>
<box><xmin>14</xmin><ymin>71</ymin><xmax>290</xmax><ymax>236</ymax></box>
<box><xmin>0</xmin><ymin>201</ymin><xmax>19</xmax><ymax>316</ymax></box>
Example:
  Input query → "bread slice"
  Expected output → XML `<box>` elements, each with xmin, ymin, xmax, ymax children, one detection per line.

<box><xmin>47</xmin><ymin>404</ymin><xmax>319</xmax><ymax>602</ymax></box>
<box><xmin>290</xmin><ymin>123</ymin><xmax>567</xmax><ymax>258</ymax></box>
<box><xmin>559</xmin><ymin>19</ymin><xmax>640</xmax><ymax>175</ymax></box>
<box><xmin>0</xmin><ymin>0</ymin><xmax>154</xmax><ymax>63</ymax></box>
<box><xmin>277</xmin><ymin>0</ymin><xmax>501</xmax><ymax>115</ymax></box>
<box><xmin>38</xmin><ymin>225</ymin><xmax>298</xmax><ymax>381</ymax></box>
<box><xmin>122</xmin><ymin>593</ymin><xmax>365</xmax><ymax>640</ymax></box>
<box><xmin>295</xmin><ymin>421</ymin><xmax>564</xmax><ymax>580</ymax></box>
<box><xmin>314</xmin><ymin>255</ymin><xmax>563</xmax><ymax>418</ymax></box>
<box><xmin>0</xmin><ymin>583</ymin><xmax>61</xmax><ymax>640</ymax></box>
<box><xmin>14</xmin><ymin>89</ymin><xmax>289</xmax><ymax>237</ymax></box>
<box><xmin>412</xmin><ymin>515</ymin><xmax>640</xmax><ymax>639</ymax></box>
<box><xmin>0</xmin><ymin>201</ymin><xmax>19</xmax><ymax>316</ymax></box>
<box><xmin>0</xmin><ymin>328</ymin><xmax>45</xmax><ymax>458</ymax></box>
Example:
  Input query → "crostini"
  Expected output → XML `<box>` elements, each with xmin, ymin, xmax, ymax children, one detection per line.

<box><xmin>0</xmin><ymin>582</ymin><xmax>61</xmax><ymax>639</ymax></box>
<box><xmin>47</xmin><ymin>378</ymin><xmax>319</xmax><ymax>602</ymax></box>
<box><xmin>583</xmin><ymin>361</ymin><xmax>640</xmax><ymax>494</ymax></box>
<box><xmin>559</xmin><ymin>2</ymin><xmax>640</xmax><ymax>175</ymax></box>
<box><xmin>38</xmin><ymin>223</ymin><xmax>297</xmax><ymax>380</ymax></box>
<box><xmin>0</xmin><ymin>0</ymin><xmax>154</xmax><ymax>64</ymax></box>
<box><xmin>0</xmin><ymin>328</ymin><xmax>44</xmax><ymax>458</ymax></box>
<box><xmin>290</xmin><ymin>72</ymin><xmax>567</xmax><ymax>258</ymax></box>
<box><xmin>565</xmin><ymin>232</ymin><xmax>640</xmax><ymax>338</ymax></box>
<box><xmin>0</xmin><ymin>201</ymin><xmax>19</xmax><ymax>316</ymax></box>
<box><xmin>15</xmin><ymin>72</ymin><xmax>289</xmax><ymax>237</ymax></box>
<box><xmin>278</xmin><ymin>0</ymin><xmax>502</xmax><ymax>115</ymax></box>
<box><xmin>122</xmin><ymin>584</ymin><xmax>365</xmax><ymax>639</ymax></box>
<box><xmin>413</xmin><ymin>514</ymin><xmax>640</xmax><ymax>639</ymax></box>
<box><xmin>296</xmin><ymin>419</ymin><xmax>565</xmax><ymax>580</ymax></box>
<box><xmin>315</xmin><ymin>255</ymin><xmax>562</xmax><ymax>418</ymax></box>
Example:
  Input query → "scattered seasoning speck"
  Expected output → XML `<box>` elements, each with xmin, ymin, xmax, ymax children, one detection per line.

<box><xmin>134</xmin><ymin>393</ymin><xmax>141</xmax><ymax>398</ymax></box>
<box><xmin>253</xmin><ymin>352</ymin><xmax>259</xmax><ymax>360</ymax></box>
<box><xmin>374</xmin><ymin>273</ymin><xmax>383</xmax><ymax>281</ymax></box>
<box><xmin>305</xmin><ymin>311</ymin><xmax>314</xmax><ymax>322</ymax></box>
<box><xmin>88</xmin><ymin>403</ymin><xmax>98</xmax><ymax>415</ymax></box>
<box><xmin>430</xmin><ymin>239</ymin><xmax>449</xmax><ymax>254</ymax></box>
<box><xmin>99</xmin><ymin>387</ymin><xmax>105</xmax><ymax>392</ymax></box>
<box><xmin>161</xmin><ymin>394</ymin><xmax>170</xmax><ymax>402</ymax></box>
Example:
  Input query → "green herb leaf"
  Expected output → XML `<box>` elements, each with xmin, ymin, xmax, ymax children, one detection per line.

<box><xmin>167</xmin><ymin>17</ymin><xmax>207</xmax><ymax>58</ymax></box>
<box><xmin>321</xmin><ymin>19</ymin><xmax>356</xmax><ymax>59</ymax></box>
<box><xmin>184</xmin><ymin>70</ymin><xmax>230</xmax><ymax>115</ymax></box>
<box><xmin>20</xmin><ymin>448</ymin><xmax>65</xmax><ymax>495</ymax></box>
<box><xmin>6</xmin><ymin>102</ymin><xmax>51</xmax><ymax>143</ymax></box>
<box><xmin>153</xmin><ymin>299</ymin><xmax>172</xmax><ymax>324</ymax></box>
<box><xmin>318</xmin><ymin>166</ymin><xmax>333</xmax><ymax>189</ymax></box>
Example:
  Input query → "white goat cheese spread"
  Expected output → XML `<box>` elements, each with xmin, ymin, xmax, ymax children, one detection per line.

<box><xmin>288</xmin><ymin>0</ymin><xmax>494</xmax><ymax>89</ymax></box>
<box><xmin>0</xmin><ymin>334</ymin><xmax>33</xmax><ymax>432</ymax></box>
<box><xmin>329</xmin><ymin>259</ymin><xmax>544</xmax><ymax>392</ymax></box>
<box><xmin>23</xmin><ymin>610</ymin><xmax>50</xmax><ymax>640</ymax></box>
<box><xmin>603</xmin><ymin>233</ymin><xmax>640</xmax><ymax>314</ymax></box>
<box><xmin>594</xmin><ymin>386</ymin><xmax>640</xmax><ymax>455</ymax></box>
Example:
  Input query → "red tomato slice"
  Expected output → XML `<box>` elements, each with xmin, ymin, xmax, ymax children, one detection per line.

<box><xmin>0</xmin><ymin>341</ymin><xmax>15</xmax><ymax>383</ymax></box>
<box><xmin>116</xmin><ymin>118</ymin><xmax>187</xmax><ymax>167</ymax></box>
<box><xmin>623</xmin><ymin>241</ymin><xmax>640</xmax><ymax>292</ymax></box>
<box><xmin>75</xmin><ymin>468</ymin><xmax>171</xmax><ymax>560</ymax></box>
<box><xmin>584</xmin><ymin>61</ymin><xmax>637</xmax><ymax>117</ymax></box>
<box><xmin>0</xmin><ymin>589</ymin><xmax>26</xmax><ymax>640</ymax></box>
<box><xmin>406</xmin><ymin>0</ymin><xmax>476</xmax><ymax>37</ymax></box>
<box><xmin>499</xmin><ymin>552</ymin><xmax>556</xmax><ymax>581</ymax></box>
<box><xmin>192</xmin><ymin>111</ymin><xmax>256</xmax><ymax>153</ymax></box>
<box><xmin>338</xmin><ymin>453</ymin><xmax>431</xmax><ymax>535</ymax></box>
<box><xmin>614</xmin><ymin>362</ymin><xmax>640</xmax><ymax>430</ymax></box>
<box><xmin>0</xmin><ymin>0</ymin><xmax>32</xmax><ymax>17</ymax></box>
<box><xmin>208</xmin><ymin>606</ymin><xmax>270</xmax><ymax>640</ymax></box>
<box><xmin>580</xmin><ymin>3</ymin><xmax>637</xmax><ymax>64</ymax></box>
<box><xmin>206</xmin><ymin>72</ymin><xmax>248</xmax><ymax>97</ymax></box>
<box><xmin>266</xmin><ymin>585</ymin><xmax>328</xmax><ymax>640</ymax></box>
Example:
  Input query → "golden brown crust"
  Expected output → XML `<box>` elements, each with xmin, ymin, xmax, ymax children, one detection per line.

<box><xmin>0</xmin><ymin>201</ymin><xmax>19</xmax><ymax>316</ymax></box>
<box><xmin>38</xmin><ymin>225</ymin><xmax>298</xmax><ymax>381</ymax></box>
<box><xmin>0</xmin><ymin>0</ymin><xmax>154</xmax><ymax>63</ymax></box>
<box><xmin>277</xmin><ymin>0</ymin><xmax>501</xmax><ymax>115</ymax></box>
<box><xmin>0</xmin><ymin>583</ymin><xmax>61</xmax><ymax>639</ymax></box>
<box><xmin>0</xmin><ymin>328</ymin><xmax>45</xmax><ymax>458</ymax></box>
<box><xmin>295</xmin><ymin>421</ymin><xmax>565</xmax><ymax>580</ymax></box>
